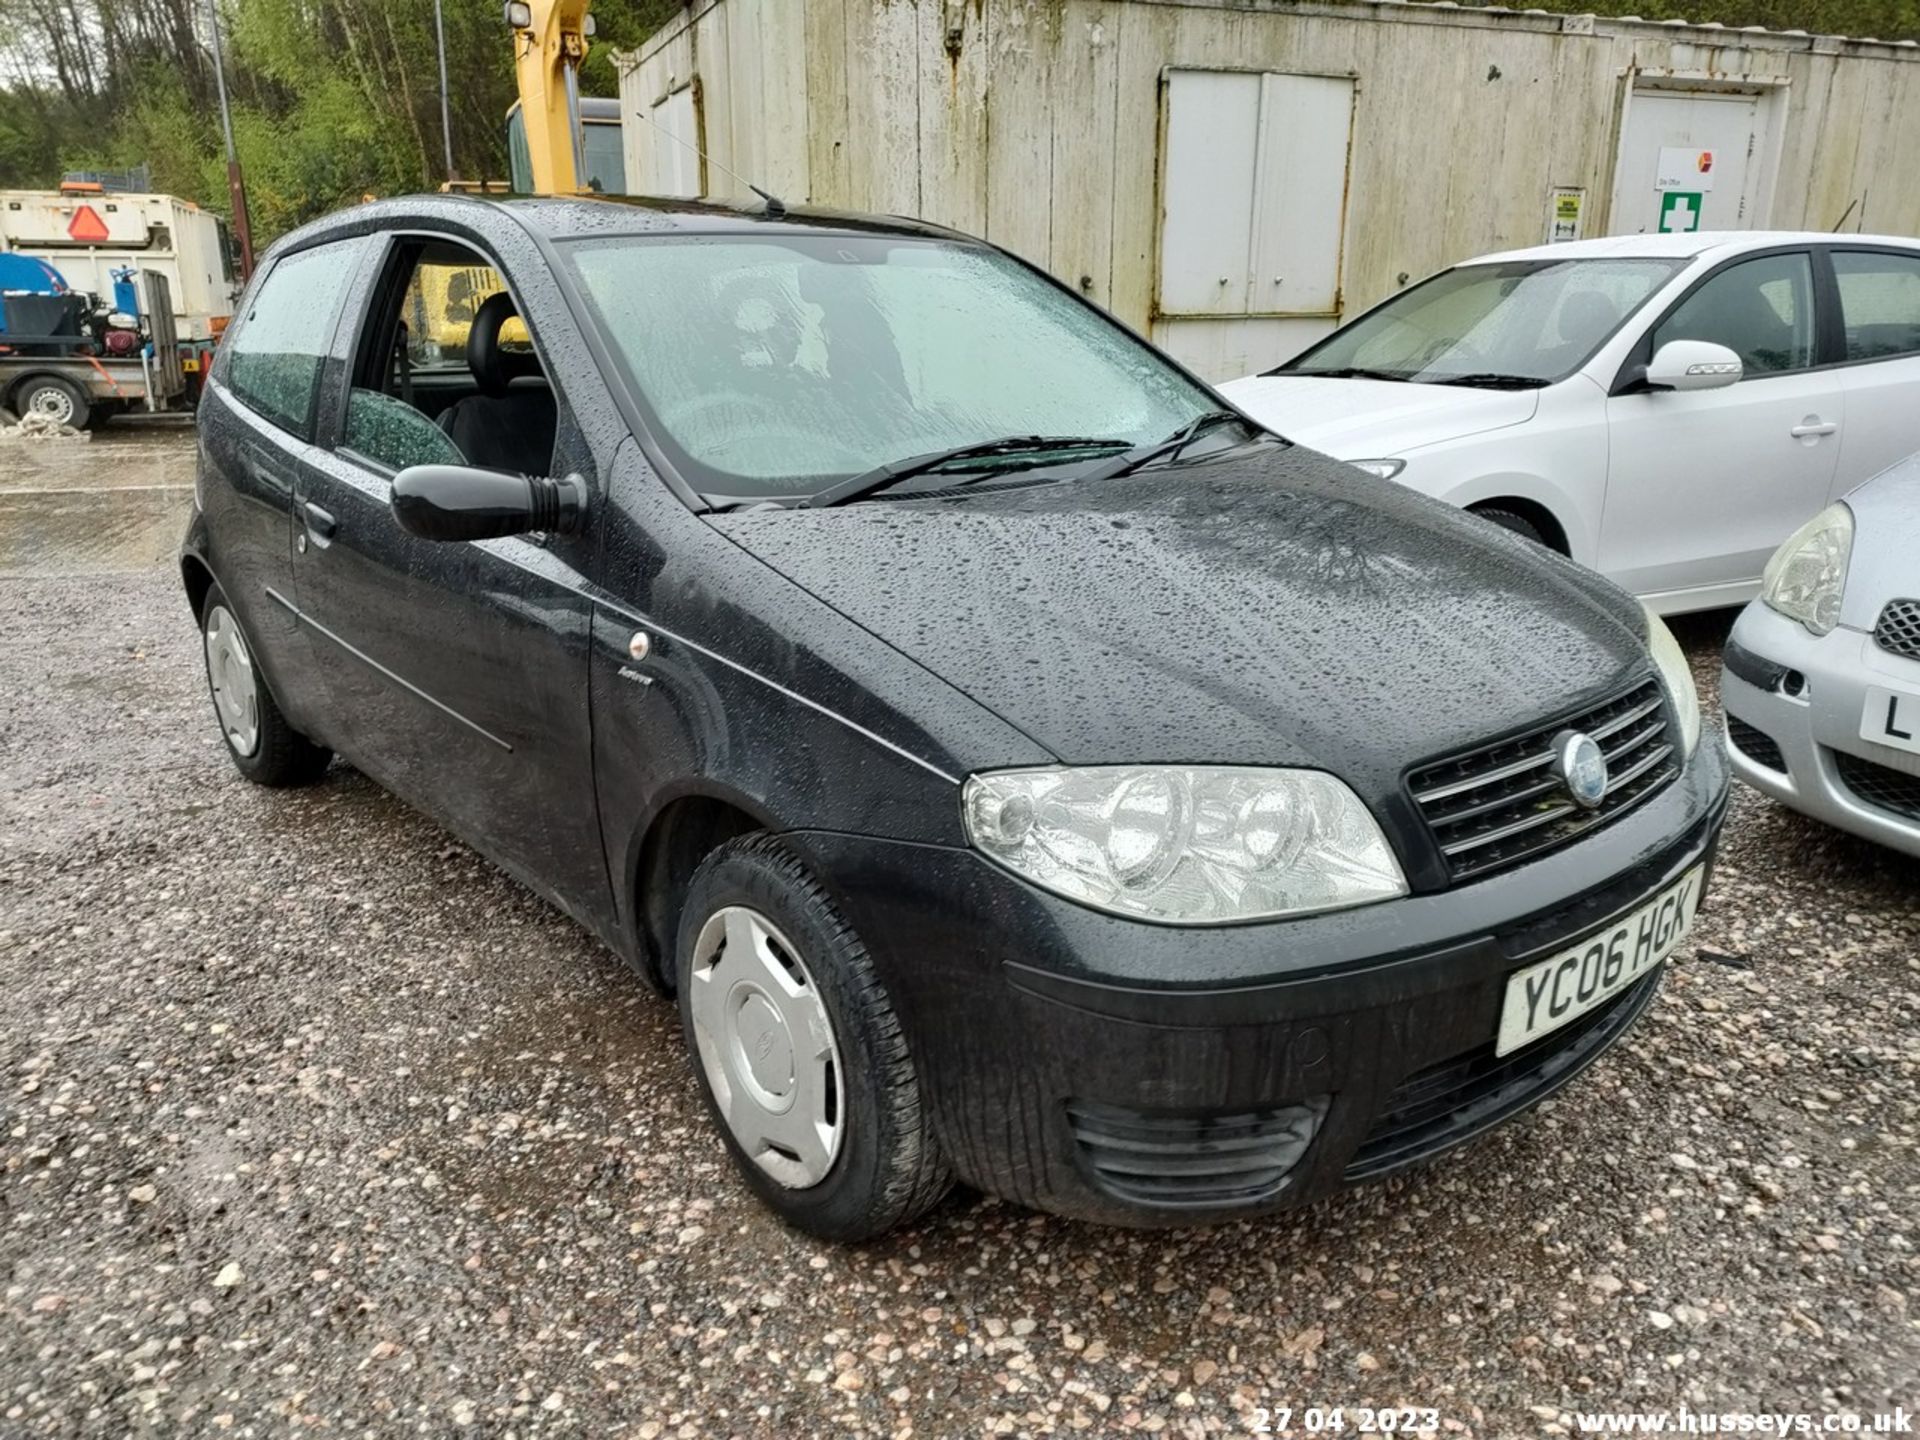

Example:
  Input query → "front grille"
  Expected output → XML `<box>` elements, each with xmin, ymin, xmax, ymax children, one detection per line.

<box><xmin>1874</xmin><ymin>599</ymin><xmax>1920</xmax><ymax>663</ymax></box>
<box><xmin>1066</xmin><ymin>1095</ymin><xmax>1329</xmax><ymax>1209</ymax></box>
<box><xmin>1834</xmin><ymin>750</ymin><xmax>1920</xmax><ymax>821</ymax></box>
<box><xmin>1727</xmin><ymin>715</ymin><xmax>1787</xmax><ymax>773</ymax></box>
<box><xmin>1345</xmin><ymin>971</ymin><xmax>1660</xmax><ymax>1181</ymax></box>
<box><xmin>1409</xmin><ymin>678</ymin><xmax>1679</xmax><ymax>883</ymax></box>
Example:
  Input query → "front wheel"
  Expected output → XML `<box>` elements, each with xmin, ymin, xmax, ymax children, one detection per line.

<box><xmin>676</xmin><ymin>835</ymin><xmax>950</xmax><ymax>1241</ymax></box>
<box><xmin>1470</xmin><ymin>504</ymin><xmax>1549</xmax><ymax>549</ymax></box>
<box><xmin>199</xmin><ymin>584</ymin><xmax>331</xmax><ymax>786</ymax></box>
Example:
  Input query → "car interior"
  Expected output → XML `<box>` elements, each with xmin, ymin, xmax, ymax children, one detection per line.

<box><xmin>342</xmin><ymin>240</ymin><xmax>559</xmax><ymax>478</ymax></box>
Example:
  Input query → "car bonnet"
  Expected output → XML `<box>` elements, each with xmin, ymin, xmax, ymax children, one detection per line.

<box><xmin>707</xmin><ymin>443</ymin><xmax>1650</xmax><ymax>815</ymax></box>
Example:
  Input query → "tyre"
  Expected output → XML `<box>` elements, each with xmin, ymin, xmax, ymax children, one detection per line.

<box><xmin>1471</xmin><ymin>505</ymin><xmax>1548</xmax><ymax>549</ymax></box>
<box><xmin>199</xmin><ymin>584</ymin><xmax>332</xmax><ymax>787</ymax></box>
<box><xmin>676</xmin><ymin>834</ymin><xmax>950</xmax><ymax>1241</ymax></box>
<box><xmin>14</xmin><ymin>374</ymin><xmax>89</xmax><ymax>429</ymax></box>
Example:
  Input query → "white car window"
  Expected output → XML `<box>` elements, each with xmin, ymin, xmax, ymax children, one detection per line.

<box><xmin>1652</xmin><ymin>253</ymin><xmax>1815</xmax><ymax>376</ymax></box>
<box><xmin>1280</xmin><ymin>259</ymin><xmax>1683</xmax><ymax>385</ymax></box>
<box><xmin>1831</xmin><ymin>251</ymin><xmax>1920</xmax><ymax>362</ymax></box>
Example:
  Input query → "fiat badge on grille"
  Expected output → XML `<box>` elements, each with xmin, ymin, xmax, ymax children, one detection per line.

<box><xmin>1551</xmin><ymin>730</ymin><xmax>1609</xmax><ymax>809</ymax></box>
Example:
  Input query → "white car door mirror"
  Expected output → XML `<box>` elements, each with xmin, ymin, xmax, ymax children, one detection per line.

<box><xmin>1645</xmin><ymin>340</ymin><xmax>1744</xmax><ymax>392</ymax></box>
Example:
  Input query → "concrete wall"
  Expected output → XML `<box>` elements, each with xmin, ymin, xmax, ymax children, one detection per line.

<box><xmin>617</xmin><ymin>0</ymin><xmax>1920</xmax><ymax>379</ymax></box>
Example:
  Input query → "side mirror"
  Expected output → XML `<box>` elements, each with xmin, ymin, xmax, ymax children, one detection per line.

<box><xmin>390</xmin><ymin>465</ymin><xmax>586</xmax><ymax>542</ymax></box>
<box><xmin>1644</xmin><ymin>340</ymin><xmax>1743</xmax><ymax>392</ymax></box>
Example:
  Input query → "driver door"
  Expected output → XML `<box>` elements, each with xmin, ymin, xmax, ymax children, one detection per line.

<box><xmin>289</xmin><ymin>232</ymin><xmax>612</xmax><ymax>926</ymax></box>
<box><xmin>1599</xmin><ymin>250</ymin><xmax>1843</xmax><ymax>602</ymax></box>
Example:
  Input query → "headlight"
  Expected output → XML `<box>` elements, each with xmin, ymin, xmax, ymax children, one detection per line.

<box><xmin>962</xmin><ymin>766</ymin><xmax>1407</xmax><ymax>925</ymax></box>
<box><xmin>1643</xmin><ymin>607</ymin><xmax>1701</xmax><ymax>759</ymax></box>
<box><xmin>1761</xmin><ymin>503</ymin><xmax>1853</xmax><ymax>636</ymax></box>
<box><xmin>1348</xmin><ymin>458</ymin><xmax>1406</xmax><ymax>480</ymax></box>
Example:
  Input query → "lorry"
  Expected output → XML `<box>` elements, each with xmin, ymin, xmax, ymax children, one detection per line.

<box><xmin>0</xmin><ymin>179</ymin><xmax>229</xmax><ymax>425</ymax></box>
<box><xmin>0</xmin><ymin>180</ymin><xmax>237</xmax><ymax>341</ymax></box>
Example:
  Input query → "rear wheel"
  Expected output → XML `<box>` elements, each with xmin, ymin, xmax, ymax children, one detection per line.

<box><xmin>1471</xmin><ymin>505</ymin><xmax>1548</xmax><ymax>548</ymax></box>
<box><xmin>199</xmin><ymin>584</ymin><xmax>331</xmax><ymax>787</ymax></box>
<box><xmin>14</xmin><ymin>374</ymin><xmax>89</xmax><ymax>430</ymax></box>
<box><xmin>676</xmin><ymin>834</ymin><xmax>950</xmax><ymax>1241</ymax></box>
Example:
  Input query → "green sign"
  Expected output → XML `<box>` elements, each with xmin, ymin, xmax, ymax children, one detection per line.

<box><xmin>1658</xmin><ymin>191</ymin><xmax>1703</xmax><ymax>234</ymax></box>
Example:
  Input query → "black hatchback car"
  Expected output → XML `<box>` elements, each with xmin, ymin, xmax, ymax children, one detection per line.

<box><xmin>183</xmin><ymin>194</ymin><xmax>1727</xmax><ymax>1239</ymax></box>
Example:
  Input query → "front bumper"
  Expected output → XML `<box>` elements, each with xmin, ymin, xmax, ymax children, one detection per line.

<box><xmin>786</xmin><ymin>740</ymin><xmax>1728</xmax><ymax>1225</ymax></box>
<box><xmin>1720</xmin><ymin>600</ymin><xmax>1920</xmax><ymax>860</ymax></box>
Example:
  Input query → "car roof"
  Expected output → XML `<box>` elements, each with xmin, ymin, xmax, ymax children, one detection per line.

<box><xmin>273</xmin><ymin>190</ymin><xmax>969</xmax><ymax>257</ymax></box>
<box><xmin>1461</xmin><ymin>231</ymin><xmax>1920</xmax><ymax>266</ymax></box>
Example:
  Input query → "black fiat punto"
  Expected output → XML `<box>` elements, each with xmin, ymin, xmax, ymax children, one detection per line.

<box><xmin>182</xmin><ymin>194</ymin><xmax>1727</xmax><ymax>1239</ymax></box>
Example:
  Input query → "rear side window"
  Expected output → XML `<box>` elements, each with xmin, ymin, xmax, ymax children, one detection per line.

<box><xmin>1832</xmin><ymin>251</ymin><xmax>1920</xmax><ymax>362</ymax></box>
<box><xmin>223</xmin><ymin>238</ymin><xmax>364</xmax><ymax>440</ymax></box>
<box><xmin>1652</xmin><ymin>252</ymin><xmax>1815</xmax><ymax>375</ymax></box>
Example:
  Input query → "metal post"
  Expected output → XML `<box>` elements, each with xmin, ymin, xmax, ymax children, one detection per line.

<box><xmin>434</xmin><ymin>0</ymin><xmax>456</xmax><ymax>182</ymax></box>
<box><xmin>205</xmin><ymin>0</ymin><xmax>255</xmax><ymax>280</ymax></box>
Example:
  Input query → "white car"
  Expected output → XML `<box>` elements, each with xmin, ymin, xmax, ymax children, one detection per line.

<box><xmin>1721</xmin><ymin>455</ymin><xmax>1920</xmax><ymax>858</ymax></box>
<box><xmin>1221</xmin><ymin>232</ymin><xmax>1920</xmax><ymax>615</ymax></box>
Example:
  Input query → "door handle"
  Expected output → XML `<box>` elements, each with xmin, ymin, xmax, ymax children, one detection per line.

<box><xmin>1789</xmin><ymin>419</ymin><xmax>1838</xmax><ymax>438</ymax></box>
<box><xmin>301</xmin><ymin>500</ymin><xmax>337</xmax><ymax>538</ymax></box>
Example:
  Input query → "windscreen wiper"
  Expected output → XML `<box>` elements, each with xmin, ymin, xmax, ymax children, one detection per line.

<box><xmin>1078</xmin><ymin>410</ymin><xmax>1258</xmax><ymax>483</ymax></box>
<box><xmin>800</xmin><ymin>435</ymin><xmax>1131</xmax><ymax>509</ymax></box>
<box><xmin>1419</xmin><ymin>373</ymin><xmax>1550</xmax><ymax>389</ymax></box>
<box><xmin>1268</xmin><ymin>365</ymin><xmax>1412</xmax><ymax>382</ymax></box>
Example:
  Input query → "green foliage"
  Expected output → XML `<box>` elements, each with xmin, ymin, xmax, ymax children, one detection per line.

<box><xmin>1430</xmin><ymin>0</ymin><xmax>1919</xmax><ymax>35</ymax></box>
<box><xmin>0</xmin><ymin>0</ymin><xmax>682</xmax><ymax>242</ymax></box>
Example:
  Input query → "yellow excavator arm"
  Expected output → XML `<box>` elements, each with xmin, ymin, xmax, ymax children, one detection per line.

<box><xmin>506</xmin><ymin>0</ymin><xmax>593</xmax><ymax>194</ymax></box>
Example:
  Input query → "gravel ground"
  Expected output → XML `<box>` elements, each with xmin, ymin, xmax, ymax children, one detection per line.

<box><xmin>2</xmin><ymin>429</ymin><xmax>1915</xmax><ymax>1437</ymax></box>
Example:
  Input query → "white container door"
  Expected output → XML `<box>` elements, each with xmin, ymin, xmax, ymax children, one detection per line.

<box><xmin>1156</xmin><ymin>69</ymin><xmax>1356</xmax><ymax>378</ymax></box>
<box><xmin>1609</xmin><ymin>90</ymin><xmax>1765</xmax><ymax>236</ymax></box>
<box><xmin>1247</xmin><ymin>74</ymin><xmax>1353</xmax><ymax>317</ymax></box>
<box><xmin>1158</xmin><ymin>70</ymin><xmax>1263</xmax><ymax>318</ymax></box>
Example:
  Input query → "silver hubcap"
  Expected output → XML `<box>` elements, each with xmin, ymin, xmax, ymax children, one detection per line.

<box><xmin>204</xmin><ymin>605</ymin><xmax>260</xmax><ymax>757</ymax></box>
<box><xmin>688</xmin><ymin>906</ymin><xmax>844</xmax><ymax>1189</ymax></box>
<box><xmin>27</xmin><ymin>386</ymin><xmax>73</xmax><ymax>424</ymax></box>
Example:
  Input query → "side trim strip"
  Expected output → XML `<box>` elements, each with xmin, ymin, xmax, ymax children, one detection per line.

<box><xmin>593</xmin><ymin>596</ymin><xmax>962</xmax><ymax>786</ymax></box>
<box><xmin>264</xmin><ymin>586</ymin><xmax>513</xmax><ymax>753</ymax></box>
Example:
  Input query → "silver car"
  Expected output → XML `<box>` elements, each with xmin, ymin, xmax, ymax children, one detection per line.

<box><xmin>1722</xmin><ymin>454</ymin><xmax>1920</xmax><ymax>858</ymax></box>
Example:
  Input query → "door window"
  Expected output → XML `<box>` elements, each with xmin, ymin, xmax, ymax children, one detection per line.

<box><xmin>1652</xmin><ymin>253</ymin><xmax>1814</xmax><ymax>375</ymax></box>
<box><xmin>397</xmin><ymin>255</ymin><xmax>531</xmax><ymax>374</ymax></box>
<box><xmin>343</xmin><ymin>239</ymin><xmax>556</xmax><ymax>478</ymax></box>
<box><xmin>1832</xmin><ymin>251</ymin><xmax>1920</xmax><ymax>361</ymax></box>
<box><xmin>223</xmin><ymin>238</ymin><xmax>364</xmax><ymax>439</ymax></box>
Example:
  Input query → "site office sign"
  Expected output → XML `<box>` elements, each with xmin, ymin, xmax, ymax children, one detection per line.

<box><xmin>1655</xmin><ymin>146</ymin><xmax>1717</xmax><ymax>192</ymax></box>
<box><xmin>1653</xmin><ymin>146</ymin><xmax>1713</xmax><ymax>234</ymax></box>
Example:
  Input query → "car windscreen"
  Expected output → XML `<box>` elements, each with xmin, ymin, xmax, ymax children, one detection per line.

<box><xmin>1279</xmin><ymin>257</ymin><xmax>1688</xmax><ymax>385</ymax></box>
<box><xmin>561</xmin><ymin>233</ymin><xmax>1219</xmax><ymax>501</ymax></box>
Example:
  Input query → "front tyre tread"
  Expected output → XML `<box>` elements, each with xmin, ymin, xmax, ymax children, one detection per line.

<box><xmin>677</xmin><ymin>834</ymin><xmax>950</xmax><ymax>1241</ymax></box>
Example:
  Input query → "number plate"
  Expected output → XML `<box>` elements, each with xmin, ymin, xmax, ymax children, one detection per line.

<box><xmin>1496</xmin><ymin>866</ymin><xmax>1703</xmax><ymax>1057</ymax></box>
<box><xmin>1861</xmin><ymin>685</ymin><xmax>1920</xmax><ymax>757</ymax></box>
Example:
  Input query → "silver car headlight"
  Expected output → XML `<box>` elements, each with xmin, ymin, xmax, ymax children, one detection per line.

<box><xmin>1347</xmin><ymin>458</ymin><xmax>1406</xmax><ymax>480</ymax></box>
<box><xmin>1761</xmin><ymin>503</ymin><xmax>1853</xmax><ymax>637</ymax></box>
<box><xmin>1643</xmin><ymin>607</ymin><xmax>1701</xmax><ymax>759</ymax></box>
<box><xmin>962</xmin><ymin>766</ymin><xmax>1407</xmax><ymax>925</ymax></box>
